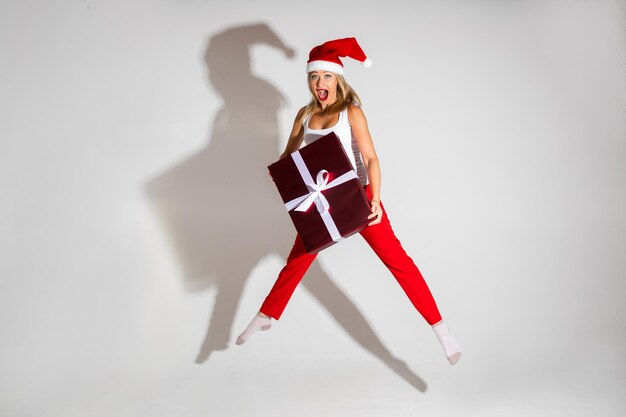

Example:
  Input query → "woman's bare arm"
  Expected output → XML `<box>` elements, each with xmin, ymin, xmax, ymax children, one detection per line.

<box><xmin>348</xmin><ymin>105</ymin><xmax>381</xmax><ymax>202</ymax></box>
<box><xmin>279</xmin><ymin>106</ymin><xmax>306</xmax><ymax>160</ymax></box>
<box><xmin>348</xmin><ymin>104</ymin><xmax>383</xmax><ymax>225</ymax></box>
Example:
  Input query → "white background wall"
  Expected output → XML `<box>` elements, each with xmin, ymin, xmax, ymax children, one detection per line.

<box><xmin>2</xmin><ymin>1</ymin><xmax>625</xmax><ymax>416</ymax></box>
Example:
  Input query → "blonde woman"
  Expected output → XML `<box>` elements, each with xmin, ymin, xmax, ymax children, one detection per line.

<box><xmin>236</xmin><ymin>38</ymin><xmax>462</xmax><ymax>365</ymax></box>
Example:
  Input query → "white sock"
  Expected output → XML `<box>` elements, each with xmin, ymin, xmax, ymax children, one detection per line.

<box><xmin>235</xmin><ymin>313</ymin><xmax>272</xmax><ymax>345</ymax></box>
<box><xmin>432</xmin><ymin>322</ymin><xmax>462</xmax><ymax>365</ymax></box>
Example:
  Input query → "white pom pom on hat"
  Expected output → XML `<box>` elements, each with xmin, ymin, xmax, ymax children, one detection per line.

<box><xmin>306</xmin><ymin>37</ymin><xmax>372</xmax><ymax>74</ymax></box>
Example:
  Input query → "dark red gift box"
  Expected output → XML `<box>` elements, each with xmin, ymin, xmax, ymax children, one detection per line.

<box><xmin>267</xmin><ymin>132</ymin><xmax>372</xmax><ymax>253</ymax></box>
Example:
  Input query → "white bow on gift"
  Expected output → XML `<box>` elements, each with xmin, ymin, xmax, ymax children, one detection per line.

<box><xmin>284</xmin><ymin>151</ymin><xmax>358</xmax><ymax>242</ymax></box>
<box><xmin>285</xmin><ymin>169</ymin><xmax>357</xmax><ymax>213</ymax></box>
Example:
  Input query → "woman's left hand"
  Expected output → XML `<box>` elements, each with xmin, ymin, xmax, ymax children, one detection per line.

<box><xmin>367</xmin><ymin>200</ymin><xmax>383</xmax><ymax>226</ymax></box>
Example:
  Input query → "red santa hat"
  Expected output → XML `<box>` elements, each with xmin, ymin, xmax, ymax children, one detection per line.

<box><xmin>306</xmin><ymin>37</ymin><xmax>372</xmax><ymax>75</ymax></box>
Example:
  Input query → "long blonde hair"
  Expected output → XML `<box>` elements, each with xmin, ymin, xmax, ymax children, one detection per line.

<box><xmin>301</xmin><ymin>74</ymin><xmax>362</xmax><ymax>123</ymax></box>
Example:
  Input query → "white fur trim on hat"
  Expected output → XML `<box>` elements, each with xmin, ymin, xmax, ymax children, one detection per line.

<box><xmin>362</xmin><ymin>57</ymin><xmax>373</xmax><ymax>68</ymax></box>
<box><xmin>306</xmin><ymin>60</ymin><xmax>344</xmax><ymax>75</ymax></box>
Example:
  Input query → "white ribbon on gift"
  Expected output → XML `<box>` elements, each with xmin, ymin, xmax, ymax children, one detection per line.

<box><xmin>284</xmin><ymin>150</ymin><xmax>358</xmax><ymax>243</ymax></box>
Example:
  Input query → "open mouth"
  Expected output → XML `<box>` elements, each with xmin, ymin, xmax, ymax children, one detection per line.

<box><xmin>316</xmin><ymin>89</ymin><xmax>328</xmax><ymax>101</ymax></box>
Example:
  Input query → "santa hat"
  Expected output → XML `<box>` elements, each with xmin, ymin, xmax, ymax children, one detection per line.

<box><xmin>306</xmin><ymin>37</ymin><xmax>372</xmax><ymax>75</ymax></box>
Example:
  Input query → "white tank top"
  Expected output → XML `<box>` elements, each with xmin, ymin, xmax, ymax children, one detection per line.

<box><xmin>302</xmin><ymin>106</ymin><xmax>370</xmax><ymax>186</ymax></box>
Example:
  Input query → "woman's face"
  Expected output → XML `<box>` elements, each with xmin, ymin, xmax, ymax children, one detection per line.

<box><xmin>308</xmin><ymin>70</ymin><xmax>338</xmax><ymax>108</ymax></box>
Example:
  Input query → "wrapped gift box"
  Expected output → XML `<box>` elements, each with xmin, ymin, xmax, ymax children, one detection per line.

<box><xmin>268</xmin><ymin>131</ymin><xmax>371</xmax><ymax>253</ymax></box>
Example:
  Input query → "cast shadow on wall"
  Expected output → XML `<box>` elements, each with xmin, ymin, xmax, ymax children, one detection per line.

<box><xmin>143</xmin><ymin>23</ymin><xmax>428</xmax><ymax>392</ymax></box>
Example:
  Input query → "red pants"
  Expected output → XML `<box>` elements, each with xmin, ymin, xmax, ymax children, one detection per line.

<box><xmin>260</xmin><ymin>184</ymin><xmax>443</xmax><ymax>325</ymax></box>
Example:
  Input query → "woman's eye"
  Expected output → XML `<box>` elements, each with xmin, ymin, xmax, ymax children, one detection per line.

<box><xmin>324</xmin><ymin>74</ymin><xmax>331</xmax><ymax>79</ymax></box>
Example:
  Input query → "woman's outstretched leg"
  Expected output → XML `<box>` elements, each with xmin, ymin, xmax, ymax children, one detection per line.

<box><xmin>236</xmin><ymin>234</ymin><xmax>317</xmax><ymax>345</ymax></box>
<box><xmin>260</xmin><ymin>234</ymin><xmax>318</xmax><ymax>319</ymax></box>
<box><xmin>358</xmin><ymin>200</ymin><xmax>442</xmax><ymax>325</ymax></box>
<box><xmin>359</xmin><ymin>185</ymin><xmax>461</xmax><ymax>364</ymax></box>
